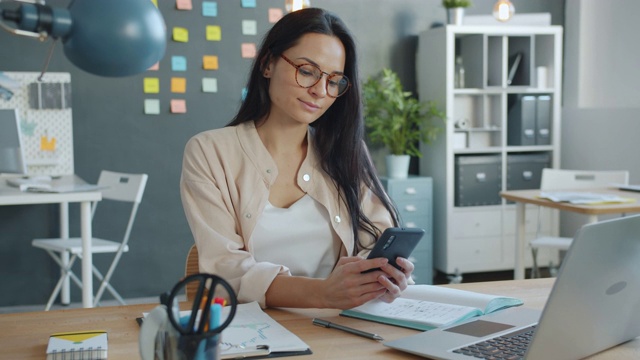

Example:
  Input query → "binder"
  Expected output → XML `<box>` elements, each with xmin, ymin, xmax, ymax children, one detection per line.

<box><xmin>507</xmin><ymin>95</ymin><xmax>536</xmax><ymax>146</ymax></box>
<box><xmin>536</xmin><ymin>95</ymin><xmax>551</xmax><ymax>145</ymax></box>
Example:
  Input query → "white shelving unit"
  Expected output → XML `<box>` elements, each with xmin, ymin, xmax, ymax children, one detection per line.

<box><xmin>416</xmin><ymin>25</ymin><xmax>563</xmax><ymax>276</ymax></box>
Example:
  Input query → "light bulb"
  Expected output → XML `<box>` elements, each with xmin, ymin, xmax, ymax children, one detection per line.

<box><xmin>493</xmin><ymin>0</ymin><xmax>515</xmax><ymax>22</ymax></box>
<box><xmin>285</xmin><ymin>0</ymin><xmax>310</xmax><ymax>13</ymax></box>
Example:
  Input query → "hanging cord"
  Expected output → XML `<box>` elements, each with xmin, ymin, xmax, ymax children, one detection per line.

<box><xmin>38</xmin><ymin>38</ymin><xmax>58</xmax><ymax>81</ymax></box>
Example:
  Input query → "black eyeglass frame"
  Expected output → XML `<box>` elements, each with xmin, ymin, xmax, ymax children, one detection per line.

<box><xmin>280</xmin><ymin>54</ymin><xmax>351</xmax><ymax>98</ymax></box>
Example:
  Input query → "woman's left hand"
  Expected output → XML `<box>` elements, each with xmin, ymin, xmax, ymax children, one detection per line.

<box><xmin>375</xmin><ymin>257</ymin><xmax>414</xmax><ymax>303</ymax></box>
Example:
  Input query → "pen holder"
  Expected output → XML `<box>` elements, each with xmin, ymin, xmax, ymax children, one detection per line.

<box><xmin>159</xmin><ymin>327</ymin><xmax>221</xmax><ymax>360</ymax></box>
<box><xmin>140</xmin><ymin>305</ymin><xmax>222</xmax><ymax>360</ymax></box>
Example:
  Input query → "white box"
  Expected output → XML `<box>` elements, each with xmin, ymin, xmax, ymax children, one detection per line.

<box><xmin>453</xmin><ymin>132</ymin><xmax>468</xmax><ymax>149</ymax></box>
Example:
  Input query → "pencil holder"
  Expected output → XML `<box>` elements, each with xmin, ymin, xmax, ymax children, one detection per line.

<box><xmin>158</xmin><ymin>327</ymin><xmax>221</xmax><ymax>360</ymax></box>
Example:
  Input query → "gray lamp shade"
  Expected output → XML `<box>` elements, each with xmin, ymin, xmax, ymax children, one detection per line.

<box><xmin>63</xmin><ymin>0</ymin><xmax>167</xmax><ymax>77</ymax></box>
<box><xmin>4</xmin><ymin>0</ymin><xmax>166</xmax><ymax>77</ymax></box>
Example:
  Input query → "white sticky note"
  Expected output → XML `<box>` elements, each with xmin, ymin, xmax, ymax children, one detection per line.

<box><xmin>202</xmin><ymin>78</ymin><xmax>218</xmax><ymax>93</ymax></box>
<box><xmin>144</xmin><ymin>99</ymin><xmax>161</xmax><ymax>115</ymax></box>
<box><xmin>242</xmin><ymin>20</ymin><xmax>257</xmax><ymax>35</ymax></box>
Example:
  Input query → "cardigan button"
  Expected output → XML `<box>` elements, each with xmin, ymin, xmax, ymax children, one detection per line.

<box><xmin>302</xmin><ymin>174</ymin><xmax>310</xmax><ymax>182</ymax></box>
<box><xmin>245</xmin><ymin>213</ymin><xmax>252</xmax><ymax>219</ymax></box>
<box><xmin>334</xmin><ymin>215</ymin><xmax>341</xmax><ymax>223</ymax></box>
<box><xmin>266</xmin><ymin>169</ymin><xmax>272</xmax><ymax>174</ymax></box>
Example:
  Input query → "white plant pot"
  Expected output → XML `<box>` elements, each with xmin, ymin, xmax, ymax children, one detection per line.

<box><xmin>447</xmin><ymin>8</ymin><xmax>465</xmax><ymax>25</ymax></box>
<box><xmin>386</xmin><ymin>154</ymin><xmax>411</xmax><ymax>179</ymax></box>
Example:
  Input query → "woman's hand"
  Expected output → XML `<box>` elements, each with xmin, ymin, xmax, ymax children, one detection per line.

<box><xmin>375</xmin><ymin>256</ymin><xmax>414</xmax><ymax>303</ymax></box>
<box><xmin>319</xmin><ymin>256</ymin><xmax>394</xmax><ymax>309</ymax></box>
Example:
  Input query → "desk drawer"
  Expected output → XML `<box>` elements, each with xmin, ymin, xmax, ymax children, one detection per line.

<box><xmin>451</xmin><ymin>209</ymin><xmax>502</xmax><ymax>238</ymax></box>
<box><xmin>383</xmin><ymin>177</ymin><xmax>432</xmax><ymax>202</ymax></box>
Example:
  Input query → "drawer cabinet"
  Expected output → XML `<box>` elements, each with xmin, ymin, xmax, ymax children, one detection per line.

<box><xmin>381</xmin><ymin>176</ymin><xmax>433</xmax><ymax>284</ymax></box>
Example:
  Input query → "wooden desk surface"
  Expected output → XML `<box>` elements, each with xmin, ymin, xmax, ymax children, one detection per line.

<box><xmin>500</xmin><ymin>187</ymin><xmax>640</xmax><ymax>215</ymax></box>
<box><xmin>1</xmin><ymin>278</ymin><xmax>638</xmax><ymax>359</ymax></box>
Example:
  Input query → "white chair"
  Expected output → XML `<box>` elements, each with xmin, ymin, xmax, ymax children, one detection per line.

<box><xmin>32</xmin><ymin>170</ymin><xmax>148</xmax><ymax>310</ymax></box>
<box><xmin>530</xmin><ymin>168</ymin><xmax>629</xmax><ymax>278</ymax></box>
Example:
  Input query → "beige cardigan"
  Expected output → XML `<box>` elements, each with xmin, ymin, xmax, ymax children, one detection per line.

<box><xmin>180</xmin><ymin>121</ymin><xmax>394</xmax><ymax>307</ymax></box>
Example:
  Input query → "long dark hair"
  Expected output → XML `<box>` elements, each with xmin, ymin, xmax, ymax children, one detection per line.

<box><xmin>228</xmin><ymin>8</ymin><xmax>399</xmax><ymax>254</ymax></box>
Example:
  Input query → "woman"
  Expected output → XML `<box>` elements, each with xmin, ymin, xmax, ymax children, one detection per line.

<box><xmin>180</xmin><ymin>8</ymin><xmax>414</xmax><ymax>309</ymax></box>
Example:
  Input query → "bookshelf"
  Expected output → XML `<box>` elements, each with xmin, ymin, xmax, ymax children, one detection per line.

<box><xmin>416</xmin><ymin>25</ymin><xmax>563</xmax><ymax>276</ymax></box>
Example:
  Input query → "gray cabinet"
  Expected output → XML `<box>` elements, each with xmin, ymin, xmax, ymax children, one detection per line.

<box><xmin>381</xmin><ymin>176</ymin><xmax>433</xmax><ymax>284</ymax></box>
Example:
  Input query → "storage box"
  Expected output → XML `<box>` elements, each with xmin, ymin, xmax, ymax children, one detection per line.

<box><xmin>506</xmin><ymin>152</ymin><xmax>550</xmax><ymax>190</ymax></box>
<box><xmin>455</xmin><ymin>155</ymin><xmax>502</xmax><ymax>206</ymax></box>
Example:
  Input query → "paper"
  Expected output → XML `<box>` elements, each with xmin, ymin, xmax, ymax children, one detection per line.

<box><xmin>144</xmin><ymin>99</ymin><xmax>161</xmax><ymax>115</ymax></box>
<box><xmin>242</xmin><ymin>20</ymin><xmax>257</xmax><ymax>35</ymax></box>
<box><xmin>206</xmin><ymin>26</ymin><xmax>221</xmax><ymax>41</ymax></box>
<box><xmin>202</xmin><ymin>78</ymin><xmax>218</xmax><ymax>93</ymax></box>
<box><xmin>175</xmin><ymin>0</ymin><xmax>192</xmax><ymax>10</ymax></box>
<box><xmin>40</xmin><ymin>135</ymin><xmax>56</xmax><ymax>151</ymax></box>
<box><xmin>268</xmin><ymin>8</ymin><xmax>284</xmax><ymax>23</ymax></box>
<box><xmin>539</xmin><ymin>191</ymin><xmax>635</xmax><ymax>205</ymax></box>
<box><xmin>202</xmin><ymin>1</ymin><xmax>217</xmax><ymax>17</ymax></box>
<box><xmin>203</xmin><ymin>56</ymin><xmax>219</xmax><ymax>70</ymax></box>
<box><xmin>171</xmin><ymin>77</ymin><xmax>187</xmax><ymax>93</ymax></box>
<box><xmin>173</xmin><ymin>27</ymin><xmax>189</xmax><ymax>42</ymax></box>
<box><xmin>171</xmin><ymin>56</ymin><xmax>187</xmax><ymax>71</ymax></box>
<box><xmin>241</xmin><ymin>43</ymin><xmax>256</xmax><ymax>59</ymax></box>
<box><xmin>143</xmin><ymin>77</ymin><xmax>160</xmax><ymax>93</ymax></box>
<box><xmin>219</xmin><ymin>302</ymin><xmax>309</xmax><ymax>356</ymax></box>
<box><xmin>171</xmin><ymin>99</ymin><xmax>187</xmax><ymax>113</ymax></box>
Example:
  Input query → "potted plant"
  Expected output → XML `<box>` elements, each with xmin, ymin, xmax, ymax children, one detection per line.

<box><xmin>363</xmin><ymin>68</ymin><xmax>445</xmax><ymax>179</ymax></box>
<box><xmin>442</xmin><ymin>0</ymin><xmax>472</xmax><ymax>25</ymax></box>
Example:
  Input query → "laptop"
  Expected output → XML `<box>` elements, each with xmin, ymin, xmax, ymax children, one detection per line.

<box><xmin>385</xmin><ymin>214</ymin><xmax>640</xmax><ymax>359</ymax></box>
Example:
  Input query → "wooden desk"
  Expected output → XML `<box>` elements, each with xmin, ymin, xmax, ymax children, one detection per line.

<box><xmin>1</xmin><ymin>279</ymin><xmax>638</xmax><ymax>359</ymax></box>
<box><xmin>500</xmin><ymin>188</ymin><xmax>640</xmax><ymax>280</ymax></box>
<box><xmin>0</xmin><ymin>175</ymin><xmax>102</xmax><ymax>308</ymax></box>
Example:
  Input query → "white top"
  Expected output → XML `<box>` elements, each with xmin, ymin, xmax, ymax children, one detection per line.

<box><xmin>250</xmin><ymin>194</ymin><xmax>341</xmax><ymax>278</ymax></box>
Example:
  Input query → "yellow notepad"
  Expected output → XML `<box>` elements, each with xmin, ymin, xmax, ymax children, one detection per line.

<box><xmin>46</xmin><ymin>330</ymin><xmax>108</xmax><ymax>360</ymax></box>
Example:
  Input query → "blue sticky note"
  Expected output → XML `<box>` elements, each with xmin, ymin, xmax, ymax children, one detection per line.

<box><xmin>202</xmin><ymin>1</ymin><xmax>217</xmax><ymax>17</ymax></box>
<box><xmin>241</xmin><ymin>87</ymin><xmax>248</xmax><ymax>101</ymax></box>
<box><xmin>172</xmin><ymin>56</ymin><xmax>187</xmax><ymax>71</ymax></box>
<box><xmin>241</xmin><ymin>0</ymin><xmax>256</xmax><ymax>8</ymax></box>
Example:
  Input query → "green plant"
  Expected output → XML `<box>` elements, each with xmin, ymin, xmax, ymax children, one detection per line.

<box><xmin>442</xmin><ymin>0</ymin><xmax>472</xmax><ymax>8</ymax></box>
<box><xmin>363</xmin><ymin>68</ymin><xmax>445</xmax><ymax>158</ymax></box>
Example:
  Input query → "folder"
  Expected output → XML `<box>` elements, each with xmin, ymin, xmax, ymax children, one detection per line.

<box><xmin>507</xmin><ymin>95</ymin><xmax>536</xmax><ymax>146</ymax></box>
<box><xmin>536</xmin><ymin>95</ymin><xmax>551</xmax><ymax>145</ymax></box>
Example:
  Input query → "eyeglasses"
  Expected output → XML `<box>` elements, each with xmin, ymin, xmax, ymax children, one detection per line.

<box><xmin>280</xmin><ymin>54</ymin><xmax>350</xmax><ymax>98</ymax></box>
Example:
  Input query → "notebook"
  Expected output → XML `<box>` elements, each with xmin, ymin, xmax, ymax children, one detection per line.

<box><xmin>46</xmin><ymin>330</ymin><xmax>107</xmax><ymax>360</ymax></box>
<box><xmin>385</xmin><ymin>214</ymin><xmax>640</xmax><ymax>359</ymax></box>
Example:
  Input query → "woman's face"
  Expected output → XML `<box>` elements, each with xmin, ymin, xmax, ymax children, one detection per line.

<box><xmin>264</xmin><ymin>32</ymin><xmax>346</xmax><ymax>126</ymax></box>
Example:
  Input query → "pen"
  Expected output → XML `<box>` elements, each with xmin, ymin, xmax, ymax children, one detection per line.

<box><xmin>312</xmin><ymin>318</ymin><xmax>384</xmax><ymax>341</ymax></box>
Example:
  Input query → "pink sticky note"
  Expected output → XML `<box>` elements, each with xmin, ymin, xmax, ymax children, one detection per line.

<box><xmin>268</xmin><ymin>8</ymin><xmax>283</xmax><ymax>23</ymax></box>
<box><xmin>176</xmin><ymin>0</ymin><xmax>192</xmax><ymax>10</ymax></box>
<box><xmin>241</xmin><ymin>43</ymin><xmax>256</xmax><ymax>59</ymax></box>
<box><xmin>171</xmin><ymin>99</ymin><xmax>187</xmax><ymax>113</ymax></box>
<box><xmin>148</xmin><ymin>62</ymin><xmax>159</xmax><ymax>71</ymax></box>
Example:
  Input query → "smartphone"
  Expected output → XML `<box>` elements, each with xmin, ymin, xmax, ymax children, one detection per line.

<box><xmin>364</xmin><ymin>227</ymin><xmax>425</xmax><ymax>272</ymax></box>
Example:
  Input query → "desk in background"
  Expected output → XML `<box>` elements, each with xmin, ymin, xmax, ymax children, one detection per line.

<box><xmin>1</xmin><ymin>278</ymin><xmax>639</xmax><ymax>359</ymax></box>
<box><xmin>0</xmin><ymin>174</ymin><xmax>102</xmax><ymax>308</ymax></box>
<box><xmin>501</xmin><ymin>187</ymin><xmax>640</xmax><ymax>280</ymax></box>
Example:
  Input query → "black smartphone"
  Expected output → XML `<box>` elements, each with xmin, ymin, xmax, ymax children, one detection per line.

<box><xmin>364</xmin><ymin>227</ymin><xmax>425</xmax><ymax>272</ymax></box>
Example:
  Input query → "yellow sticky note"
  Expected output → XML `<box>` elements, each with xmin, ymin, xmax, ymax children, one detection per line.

<box><xmin>206</xmin><ymin>25</ymin><xmax>221</xmax><ymax>41</ymax></box>
<box><xmin>144</xmin><ymin>77</ymin><xmax>160</xmax><ymax>93</ymax></box>
<box><xmin>150</xmin><ymin>0</ymin><xmax>158</xmax><ymax>7</ymax></box>
<box><xmin>203</xmin><ymin>55</ymin><xmax>219</xmax><ymax>70</ymax></box>
<box><xmin>171</xmin><ymin>77</ymin><xmax>187</xmax><ymax>93</ymax></box>
<box><xmin>241</xmin><ymin>43</ymin><xmax>256</xmax><ymax>59</ymax></box>
<box><xmin>173</xmin><ymin>27</ymin><xmax>189</xmax><ymax>42</ymax></box>
<box><xmin>176</xmin><ymin>0</ymin><xmax>192</xmax><ymax>10</ymax></box>
<box><xmin>41</xmin><ymin>135</ymin><xmax>56</xmax><ymax>151</ymax></box>
<box><xmin>171</xmin><ymin>99</ymin><xmax>187</xmax><ymax>113</ymax></box>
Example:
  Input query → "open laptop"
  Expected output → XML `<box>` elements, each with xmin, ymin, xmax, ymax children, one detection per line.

<box><xmin>385</xmin><ymin>214</ymin><xmax>640</xmax><ymax>359</ymax></box>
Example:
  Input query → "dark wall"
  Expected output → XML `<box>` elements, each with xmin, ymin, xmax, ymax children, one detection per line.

<box><xmin>0</xmin><ymin>0</ymin><xmax>563</xmax><ymax>307</ymax></box>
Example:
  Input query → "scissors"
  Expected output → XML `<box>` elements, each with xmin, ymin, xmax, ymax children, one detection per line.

<box><xmin>161</xmin><ymin>273</ymin><xmax>238</xmax><ymax>358</ymax></box>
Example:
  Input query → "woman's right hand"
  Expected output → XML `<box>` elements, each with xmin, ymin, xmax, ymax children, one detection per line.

<box><xmin>319</xmin><ymin>256</ymin><xmax>391</xmax><ymax>309</ymax></box>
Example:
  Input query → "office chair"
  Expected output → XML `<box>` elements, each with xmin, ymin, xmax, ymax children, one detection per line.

<box><xmin>530</xmin><ymin>168</ymin><xmax>629</xmax><ymax>278</ymax></box>
<box><xmin>32</xmin><ymin>170</ymin><xmax>148</xmax><ymax>310</ymax></box>
<box><xmin>184</xmin><ymin>244</ymin><xmax>199</xmax><ymax>301</ymax></box>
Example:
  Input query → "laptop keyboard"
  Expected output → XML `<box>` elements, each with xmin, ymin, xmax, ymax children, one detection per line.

<box><xmin>452</xmin><ymin>325</ymin><xmax>537</xmax><ymax>360</ymax></box>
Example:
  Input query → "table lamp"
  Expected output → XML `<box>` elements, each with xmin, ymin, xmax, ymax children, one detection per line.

<box><xmin>0</xmin><ymin>0</ymin><xmax>166</xmax><ymax>77</ymax></box>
